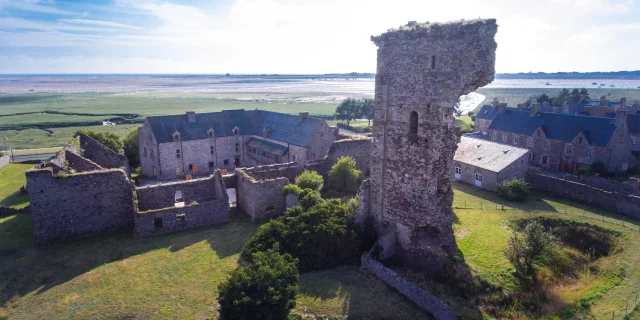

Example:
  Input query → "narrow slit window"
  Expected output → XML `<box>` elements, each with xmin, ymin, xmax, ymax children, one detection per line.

<box><xmin>409</xmin><ymin>111</ymin><xmax>418</xmax><ymax>135</ymax></box>
<box><xmin>431</xmin><ymin>56</ymin><xmax>436</xmax><ymax>69</ymax></box>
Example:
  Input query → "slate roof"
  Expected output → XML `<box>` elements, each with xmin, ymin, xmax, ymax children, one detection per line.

<box><xmin>476</xmin><ymin>105</ymin><xmax>499</xmax><ymax>120</ymax></box>
<box><xmin>488</xmin><ymin>108</ymin><xmax>619</xmax><ymax>147</ymax></box>
<box><xmin>146</xmin><ymin>109</ymin><xmax>325</xmax><ymax>147</ymax></box>
<box><xmin>454</xmin><ymin>136</ymin><xmax>529</xmax><ymax>173</ymax></box>
<box><xmin>629</xmin><ymin>114</ymin><xmax>640</xmax><ymax>135</ymax></box>
<box><xmin>246</xmin><ymin>137</ymin><xmax>288</xmax><ymax>156</ymax></box>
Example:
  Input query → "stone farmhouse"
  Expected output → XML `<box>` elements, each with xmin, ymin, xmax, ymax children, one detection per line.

<box><xmin>138</xmin><ymin>109</ymin><xmax>335</xmax><ymax>181</ymax></box>
<box><xmin>452</xmin><ymin>136</ymin><xmax>529</xmax><ymax>191</ymax></box>
<box><xmin>475</xmin><ymin>103</ymin><xmax>640</xmax><ymax>174</ymax></box>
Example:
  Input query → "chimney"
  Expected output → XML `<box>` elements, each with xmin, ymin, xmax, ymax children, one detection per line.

<box><xmin>517</xmin><ymin>103</ymin><xmax>525</xmax><ymax>109</ymax></box>
<box><xmin>530</xmin><ymin>103</ymin><xmax>540</xmax><ymax>117</ymax></box>
<box><xmin>552</xmin><ymin>107</ymin><xmax>559</xmax><ymax>113</ymax></box>
<box><xmin>492</xmin><ymin>99</ymin><xmax>500</xmax><ymax>107</ymax></box>
<box><xmin>562</xmin><ymin>101</ymin><xmax>570</xmax><ymax>113</ymax></box>
<box><xmin>620</xmin><ymin>98</ymin><xmax>627</xmax><ymax>109</ymax></box>
<box><xmin>615</xmin><ymin>108</ymin><xmax>628</xmax><ymax>127</ymax></box>
<box><xmin>600</xmin><ymin>96</ymin><xmax>608</xmax><ymax>106</ymax></box>
<box><xmin>299</xmin><ymin>111</ymin><xmax>309</xmax><ymax>122</ymax></box>
<box><xmin>186</xmin><ymin>110</ymin><xmax>196</xmax><ymax>123</ymax></box>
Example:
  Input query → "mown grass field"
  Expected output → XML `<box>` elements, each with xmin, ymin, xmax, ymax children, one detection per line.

<box><xmin>0</xmin><ymin>162</ymin><xmax>33</xmax><ymax>209</ymax></box>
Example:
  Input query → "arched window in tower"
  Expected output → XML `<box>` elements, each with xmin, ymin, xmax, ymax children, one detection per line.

<box><xmin>409</xmin><ymin>111</ymin><xmax>418</xmax><ymax>135</ymax></box>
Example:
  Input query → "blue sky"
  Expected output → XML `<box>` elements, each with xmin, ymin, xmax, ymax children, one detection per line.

<box><xmin>0</xmin><ymin>0</ymin><xmax>639</xmax><ymax>74</ymax></box>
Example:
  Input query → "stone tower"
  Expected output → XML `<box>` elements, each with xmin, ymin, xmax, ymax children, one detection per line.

<box><xmin>369</xmin><ymin>20</ymin><xmax>497</xmax><ymax>270</ymax></box>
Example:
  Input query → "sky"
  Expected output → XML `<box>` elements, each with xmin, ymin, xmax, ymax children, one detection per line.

<box><xmin>0</xmin><ymin>0</ymin><xmax>639</xmax><ymax>74</ymax></box>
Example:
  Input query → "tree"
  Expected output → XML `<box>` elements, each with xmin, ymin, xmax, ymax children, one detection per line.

<box><xmin>334</xmin><ymin>98</ymin><xmax>361</xmax><ymax>126</ymax></box>
<box><xmin>218</xmin><ymin>246</ymin><xmax>299</xmax><ymax>320</ymax></box>
<box><xmin>327</xmin><ymin>156</ymin><xmax>363</xmax><ymax>197</ymax></box>
<box><xmin>360</xmin><ymin>98</ymin><xmax>375</xmax><ymax>126</ymax></box>
<box><xmin>579</xmin><ymin>88</ymin><xmax>590</xmax><ymax>100</ymax></box>
<box><xmin>591</xmin><ymin>161</ymin><xmax>608</xmax><ymax>177</ymax></box>
<box><xmin>122</xmin><ymin>130</ymin><xmax>140</xmax><ymax>168</ymax></box>
<box><xmin>78</xmin><ymin>130</ymin><xmax>123</xmax><ymax>154</ymax></box>
<box><xmin>503</xmin><ymin>221</ymin><xmax>554</xmax><ymax>287</ymax></box>
<box><xmin>497</xmin><ymin>178</ymin><xmax>530</xmax><ymax>202</ymax></box>
<box><xmin>294</xmin><ymin>170</ymin><xmax>324</xmax><ymax>192</ymax></box>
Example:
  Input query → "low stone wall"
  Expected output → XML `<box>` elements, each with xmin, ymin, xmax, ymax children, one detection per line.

<box><xmin>136</xmin><ymin>171</ymin><xmax>227</xmax><ymax>212</ymax></box>
<box><xmin>26</xmin><ymin>168</ymin><xmax>136</xmax><ymax>245</ymax></box>
<box><xmin>304</xmin><ymin>159</ymin><xmax>331</xmax><ymax>180</ymax></box>
<box><xmin>574</xmin><ymin>175</ymin><xmax>640</xmax><ymax>196</ymax></box>
<box><xmin>65</xmin><ymin>150</ymin><xmax>103</xmax><ymax>172</ymax></box>
<box><xmin>327</xmin><ymin>138</ymin><xmax>371</xmax><ymax>174</ymax></box>
<box><xmin>0</xmin><ymin>155</ymin><xmax>9</xmax><ymax>169</ymax></box>
<box><xmin>223</xmin><ymin>173</ymin><xmax>238</xmax><ymax>189</ymax></box>
<box><xmin>79</xmin><ymin>132</ymin><xmax>130</xmax><ymax>175</ymax></box>
<box><xmin>0</xmin><ymin>206</ymin><xmax>28</xmax><ymax>217</ymax></box>
<box><xmin>527</xmin><ymin>172</ymin><xmax>640</xmax><ymax>218</ymax></box>
<box><xmin>240</xmin><ymin>162</ymin><xmax>302</xmax><ymax>182</ymax></box>
<box><xmin>134</xmin><ymin>200</ymin><xmax>229</xmax><ymax>237</ymax></box>
<box><xmin>361</xmin><ymin>253</ymin><xmax>456</xmax><ymax>320</ymax></box>
<box><xmin>236</xmin><ymin>167</ymin><xmax>289</xmax><ymax>221</ymax></box>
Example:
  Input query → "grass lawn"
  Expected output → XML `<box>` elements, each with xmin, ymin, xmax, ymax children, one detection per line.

<box><xmin>8</xmin><ymin>147</ymin><xmax>63</xmax><ymax>157</ymax></box>
<box><xmin>0</xmin><ymin>162</ymin><xmax>34</xmax><ymax>208</ymax></box>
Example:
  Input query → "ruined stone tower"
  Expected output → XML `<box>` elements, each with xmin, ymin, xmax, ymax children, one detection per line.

<box><xmin>369</xmin><ymin>20</ymin><xmax>497</xmax><ymax>270</ymax></box>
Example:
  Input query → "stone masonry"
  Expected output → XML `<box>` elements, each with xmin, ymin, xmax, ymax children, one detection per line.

<box><xmin>369</xmin><ymin>20</ymin><xmax>498</xmax><ymax>270</ymax></box>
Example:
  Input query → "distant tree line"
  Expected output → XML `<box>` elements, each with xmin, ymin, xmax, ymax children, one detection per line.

<box><xmin>524</xmin><ymin>88</ymin><xmax>590</xmax><ymax>107</ymax></box>
<box><xmin>334</xmin><ymin>98</ymin><xmax>374</xmax><ymax>126</ymax></box>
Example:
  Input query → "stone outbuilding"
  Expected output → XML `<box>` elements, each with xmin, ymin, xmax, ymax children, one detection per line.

<box><xmin>453</xmin><ymin>136</ymin><xmax>529</xmax><ymax>191</ymax></box>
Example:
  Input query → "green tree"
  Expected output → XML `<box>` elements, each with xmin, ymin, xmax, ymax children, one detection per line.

<box><xmin>218</xmin><ymin>246</ymin><xmax>299</xmax><ymax>320</ymax></box>
<box><xmin>327</xmin><ymin>156</ymin><xmax>363</xmax><ymax>197</ymax></box>
<box><xmin>122</xmin><ymin>130</ymin><xmax>140</xmax><ymax>168</ymax></box>
<box><xmin>360</xmin><ymin>98</ymin><xmax>375</xmax><ymax>126</ymax></box>
<box><xmin>579</xmin><ymin>88</ymin><xmax>590</xmax><ymax>100</ymax></box>
<box><xmin>497</xmin><ymin>178</ymin><xmax>530</xmax><ymax>202</ymax></box>
<box><xmin>503</xmin><ymin>221</ymin><xmax>554</xmax><ymax>287</ymax></box>
<box><xmin>294</xmin><ymin>170</ymin><xmax>324</xmax><ymax>192</ymax></box>
<box><xmin>77</xmin><ymin>130</ymin><xmax>123</xmax><ymax>154</ymax></box>
<box><xmin>334</xmin><ymin>98</ymin><xmax>361</xmax><ymax>126</ymax></box>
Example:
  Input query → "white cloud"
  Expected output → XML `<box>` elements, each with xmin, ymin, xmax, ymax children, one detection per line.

<box><xmin>0</xmin><ymin>0</ymin><xmax>75</xmax><ymax>15</ymax></box>
<box><xmin>550</xmin><ymin>0</ymin><xmax>633</xmax><ymax>13</ymax></box>
<box><xmin>57</xmin><ymin>19</ymin><xmax>144</xmax><ymax>30</ymax></box>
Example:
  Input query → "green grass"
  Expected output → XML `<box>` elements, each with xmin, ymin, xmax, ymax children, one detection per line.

<box><xmin>0</xmin><ymin>162</ymin><xmax>33</xmax><ymax>208</ymax></box>
<box><xmin>8</xmin><ymin>147</ymin><xmax>62</xmax><ymax>157</ymax></box>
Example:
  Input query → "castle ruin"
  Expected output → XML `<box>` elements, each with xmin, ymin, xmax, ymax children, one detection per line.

<box><xmin>369</xmin><ymin>20</ymin><xmax>498</xmax><ymax>270</ymax></box>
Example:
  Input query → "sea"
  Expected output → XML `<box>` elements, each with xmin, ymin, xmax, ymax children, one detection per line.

<box><xmin>1</xmin><ymin>75</ymin><xmax>639</xmax><ymax>96</ymax></box>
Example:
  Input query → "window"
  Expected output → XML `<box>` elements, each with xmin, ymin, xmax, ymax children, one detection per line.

<box><xmin>292</xmin><ymin>155</ymin><xmax>296</xmax><ymax>161</ymax></box>
<box><xmin>208</xmin><ymin>131</ymin><xmax>213</xmax><ymax>138</ymax></box>
<box><xmin>537</xmin><ymin>131</ymin><xmax>541</xmax><ymax>137</ymax></box>
<box><xmin>233</xmin><ymin>128</ymin><xmax>239</xmax><ymax>135</ymax></box>
<box><xmin>578</xmin><ymin>137</ymin><xmax>583</xmax><ymax>144</ymax></box>
<box><xmin>176</xmin><ymin>167</ymin><xmax>181</xmax><ymax>176</ymax></box>
<box><xmin>431</xmin><ymin>55</ymin><xmax>436</xmax><ymax>69</ymax></box>
<box><xmin>454</xmin><ymin>164</ymin><xmax>461</xmax><ymax>178</ymax></box>
<box><xmin>176</xmin><ymin>149</ymin><xmax>181</xmax><ymax>158</ymax></box>
<box><xmin>586</xmin><ymin>148</ymin><xmax>593</xmax><ymax>157</ymax></box>
<box><xmin>513</xmin><ymin>135</ymin><xmax>519</xmax><ymax>145</ymax></box>
<box><xmin>633</xmin><ymin>136</ymin><xmax>637</xmax><ymax>145</ymax></box>
<box><xmin>209</xmin><ymin>161</ymin><xmax>214</xmax><ymax>168</ymax></box>
<box><xmin>492</xmin><ymin>132</ymin><xmax>497</xmax><ymax>140</ymax></box>
<box><xmin>235</xmin><ymin>143</ymin><xmax>239</xmax><ymax>152</ymax></box>
<box><xmin>235</xmin><ymin>156</ymin><xmax>240</xmax><ymax>166</ymax></box>
<box><xmin>542</xmin><ymin>155</ymin><xmax>548</xmax><ymax>165</ymax></box>
<box><xmin>502</xmin><ymin>134</ymin><xmax>507</xmax><ymax>143</ymax></box>
<box><xmin>150</xmin><ymin>150</ymin><xmax>154</xmax><ymax>159</ymax></box>
<box><xmin>175</xmin><ymin>190</ymin><xmax>184</xmax><ymax>202</ymax></box>
<box><xmin>544</xmin><ymin>140</ymin><xmax>550</xmax><ymax>150</ymax></box>
<box><xmin>176</xmin><ymin>213</ymin><xmax>185</xmax><ymax>223</ymax></box>
<box><xmin>188</xmin><ymin>164</ymin><xmax>193</xmax><ymax>170</ymax></box>
<box><xmin>527</xmin><ymin>137</ymin><xmax>533</xmax><ymax>147</ymax></box>
<box><xmin>565</xmin><ymin>144</ymin><xmax>573</xmax><ymax>155</ymax></box>
<box><xmin>474</xmin><ymin>170</ymin><xmax>482</xmax><ymax>182</ymax></box>
<box><xmin>519</xmin><ymin>159</ymin><xmax>524</xmax><ymax>167</ymax></box>
<box><xmin>409</xmin><ymin>111</ymin><xmax>418</xmax><ymax>135</ymax></box>
<box><xmin>530</xmin><ymin>152</ymin><xmax>536</xmax><ymax>162</ymax></box>
<box><xmin>223</xmin><ymin>159</ymin><xmax>229</xmax><ymax>165</ymax></box>
<box><xmin>143</xmin><ymin>147</ymin><xmax>148</xmax><ymax>157</ymax></box>
<box><xmin>154</xmin><ymin>217</ymin><xmax>163</xmax><ymax>230</ymax></box>
<box><xmin>210</xmin><ymin>146</ymin><xmax>214</xmax><ymax>155</ymax></box>
<box><xmin>174</xmin><ymin>134</ymin><xmax>180</xmax><ymax>142</ymax></box>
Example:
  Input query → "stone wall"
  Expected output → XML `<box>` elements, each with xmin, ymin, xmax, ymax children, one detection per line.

<box><xmin>78</xmin><ymin>132</ymin><xmax>130</xmax><ymax>175</ymax></box>
<box><xmin>361</xmin><ymin>253</ymin><xmax>456</xmax><ymax>320</ymax></box>
<box><xmin>65</xmin><ymin>150</ymin><xmax>103</xmax><ymax>172</ymax></box>
<box><xmin>526</xmin><ymin>172</ymin><xmax>640</xmax><ymax>218</ymax></box>
<box><xmin>369</xmin><ymin>20</ymin><xmax>497</xmax><ymax>271</ymax></box>
<box><xmin>134</xmin><ymin>200</ymin><xmax>229</xmax><ymax>237</ymax></box>
<box><xmin>26</xmin><ymin>168</ymin><xmax>136</xmax><ymax>245</ymax></box>
<box><xmin>326</xmin><ymin>138</ymin><xmax>371</xmax><ymax>174</ymax></box>
<box><xmin>0</xmin><ymin>155</ymin><xmax>9</xmax><ymax>169</ymax></box>
<box><xmin>561</xmin><ymin>175</ymin><xmax>640</xmax><ymax>196</ymax></box>
<box><xmin>136</xmin><ymin>172</ymin><xmax>226</xmax><ymax>212</ymax></box>
<box><xmin>236</xmin><ymin>163</ymin><xmax>300</xmax><ymax>221</ymax></box>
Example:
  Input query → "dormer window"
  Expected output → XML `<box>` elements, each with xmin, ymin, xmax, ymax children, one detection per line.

<box><xmin>578</xmin><ymin>137</ymin><xmax>583</xmax><ymax>144</ymax></box>
<box><xmin>527</xmin><ymin>137</ymin><xmax>533</xmax><ymax>147</ymax></box>
<box><xmin>208</xmin><ymin>130</ymin><xmax>213</xmax><ymax>138</ymax></box>
<box><xmin>537</xmin><ymin>131</ymin><xmax>541</xmax><ymax>137</ymax></box>
<box><xmin>232</xmin><ymin>127</ymin><xmax>239</xmax><ymax>135</ymax></box>
<box><xmin>176</xmin><ymin>149</ymin><xmax>181</xmax><ymax>159</ymax></box>
<box><xmin>173</xmin><ymin>132</ymin><xmax>180</xmax><ymax>142</ymax></box>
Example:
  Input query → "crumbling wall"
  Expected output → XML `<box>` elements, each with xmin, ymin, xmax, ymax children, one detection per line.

<box><xmin>0</xmin><ymin>155</ymin><xmax>10</xmax><ymax>169</ymax></box>
<box><xmin>26</xmin><ymin>168</ymin><xmax>135</xmax><ymax>245</ymax></box>
<box><xmin>369</xmin><ymin>20</ymin><xmax>498</xmax><ymax>270</ymax></box>
<box><xmin>134</xmin><ymin>200</ymin><xmax>229</xmax><ymax>237</ymax></box>
<box><xmin>136</xmin><ymin>173</ymin><xmax>226</xmax><ymax>212</ymax></box>
<box><xmin>65</xmin><ymin>150</ymin><xmax>103</xmax><ymax>172</ymax></box>
<box><xmin>527</xmin><ymin>172</ymin><xmax>640</xmax><ymax>218</ymax></box>
<box><xmin>78</xmin><ymin>132</ymin><xmax>130</xmax><ymax>175</ymax></box>
<box><xmin>236</xmin><ymin>163</ymin><xmax>298</xmax><ymax>221</ymax></box>
<box><xmin>327</xmin><ymin>138</ymin><xmax>371</xmax><ymax>174</ymax></box>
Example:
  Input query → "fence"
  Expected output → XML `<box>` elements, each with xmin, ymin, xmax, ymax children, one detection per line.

<box><xmin>594</xmin><ymin>291</ymin><xmax>639</xmax><ymax>320</ymax></box>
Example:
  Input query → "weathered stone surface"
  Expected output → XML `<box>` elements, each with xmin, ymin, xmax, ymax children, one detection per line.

<box><xmin>65</xmin><ymin>150</ymin><xmax>103</xmax><ymax>172</ymax></box>
<box><xmin>26</xmin><ymin>168</ymin><xmax>136</xmax><ymax>245</ymax></box>
<box><xmin>0</xmin><ymin>155</ymin><xmax>9</xmax><ymax>169</ymax></box>
<box><xmin>369</xmin><ymin>20</ymin><xmax>498</xmax><ymax>270</ymax></box>
<box><xmin>136</xmin><ymin>173</ymin><xmax>225</xmax><ymax>212</ymax></box>
<box><xmin>78</xmin><ymin>132</ymin><xmax>130</xmax><ymax>175</ymax></box>
<box><xmin>527</xmin><ymin>172</ymin><xmax>640</xmax><ymax>218</ymax></box>
<box><xmin>134</xmin><ymin>200</ymin><xmax>229</xmax><ymax>237</ymax></box>
<box><xmin>236</xmin><ymin>163</ymin><xmax>301</xmax><ymax>221</ymax></box>
<box><xmin>361</xmin><ymin>253</ymin><xmax>457</xmax><ymax>320</ymax></box>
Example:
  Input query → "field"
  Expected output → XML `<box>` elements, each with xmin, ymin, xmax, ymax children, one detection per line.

<box><xmin>0</xmin><ymin>162</ymin><xmax>34</xmax><ymax>209</ymax></box>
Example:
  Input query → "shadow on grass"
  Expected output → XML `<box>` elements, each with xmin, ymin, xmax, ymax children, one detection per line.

<box><xmin>453</xmin><ymin>181</ymin><xmax>559</xmax><ymax>213</ymax></box>
<box><xmin>0</xmin><ymin>208</ymin><xmax>259</xmax><ymax>306</ymax></box>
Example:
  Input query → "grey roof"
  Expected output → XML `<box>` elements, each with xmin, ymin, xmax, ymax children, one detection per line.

<box><xmin>246</xmin><ymin>137</ymin><xmax>288</xmax><ymax>156</ymax></box>
<box><xmin>454</xmin><ymin>136</ymin><xmax>529</xmax><ymax>173</ymax></box>
<box><xmin>488</xmin><ymin>108</ymin><xmax>619</xmax><ymax>147</ymax></box>
<box><xmin>476</xmin><ymin>105</ymin><xmax>500</xmax><ymax>120</ymax></box>
<box><xmin>146</xmin><ymin>109</ymin><xmax>325</xmax><ymax>147</ymax></box>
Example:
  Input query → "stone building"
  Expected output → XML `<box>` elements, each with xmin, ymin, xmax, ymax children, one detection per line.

<box><xmin>482</xmin><ymin>106</ymin><xmax>637</xmax><ymax>174</ymax></box>
<box><xmin>453</xmin><ymin>136</ymin><xmax>529</xmax><ymax>191</ymax></box>
<box><xmin>138</xmin><ymin>109</ymin><xmax>335</xmax><ymax>181</ymax></box>
<box><xmin>368</xmin><ymin>19</ymin><xmax>498</xmax><ymax>271</ymax></box>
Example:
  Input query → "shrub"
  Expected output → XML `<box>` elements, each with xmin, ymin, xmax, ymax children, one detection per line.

<box><xmin>591</xmin><ymin>161</ymin><xmax>608</xmax><ymax>177</ymax></box>
<box><xmin>468</xmin><ymin>111</ymin><xmax>475</xmax><ymax>116</ymax></box>
<box><xmin>282</xmin><ymin>184</ymin><xmax>303</xmax><ymax>196</ymax></box>
<box><xmin>294</xmin><ymin>170</ymin><xmax>324</xmax><ymax>192</ymax></box>
<box><xmin>242</xmin><ymin>201</ymin><xmax>363</xmax><ymax>272</ymax></box>
<box><xmin>503</xmin><ymin>221</ymin><xmax>554</xmax><ymax>287</ymax></box>
<box><xmin>77</xmin><ymin>130</ymin><xmax>123</xmax><ymax>154</ymax></box>
<box><xmin>344</xmin><ymin>196</ymin><xmax>360</xmax><ymax>218</ymax></box>
<box><xmin>218</xmin><ymin>246</ymin><xmax>299</xmax><ymax>320</ymax></box>
<box><xmin>578</xmin><ymin>166</ymin><xmax>593</xmax><ymax>177</ymax></box>
<box><xmin>297</xmin><ymin>188</ymin><xmax>325</xmax><ymax>210</ymax></box>
<box><xmin>497</xmin><ymin>178</ymin><xmax>530</xmax><ymax>201</ymax></box>
<box><xmin>327</xmin><ymin>156</ymin><xmax>363</xmax><ymax>197</ymax></box>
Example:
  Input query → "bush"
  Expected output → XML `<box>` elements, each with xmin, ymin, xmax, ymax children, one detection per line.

<box><xmin>591</xmin><ymin>161</ymin><xmax>608</xmax><ymax>177</ymax></box>
<box><xmin>294</xmin><ymin>170</ymin><xmax>324</xmax><ymax>192</ymax></box>
<box><xmin>218</xmin><ymin>246</ymin><xmax>299</xmax><ymax>320</ymax></box>
<box><xmin>578</xmin><ymin>166</ymin><xmax>593</xmax><ymax>177</ymax></box>
<box><xmin>123</xmin><ymin>130</ymin><xmax>140</xmax><ymax>168</ymax></box>
<box><xmin>503</xmin><ymin>221</ymin><xmax>555</xmax><ymax>287</ymax></box>
<box><xmin>242</xmin><ymin>201</ymin><xmax>363</xmax><ymax>272</ymax></box>
<box><xmin>327</xmin><ymin>156</ymin><xmax>363</xmax><ymax>197</ymax></box>
<box><xmin>282</xmin><ymin>184</ymin><xmax>302</xmax><ymax>196</ymax></box>
<box><xmin>497</xmin><ymin>178</ymin><xmax>530</xmax><ymax>201</ymax></box>
<box><xmin>78</xmin><ymin>130</ymin><xmax>124</xmax><ymax>154</ymax></box>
